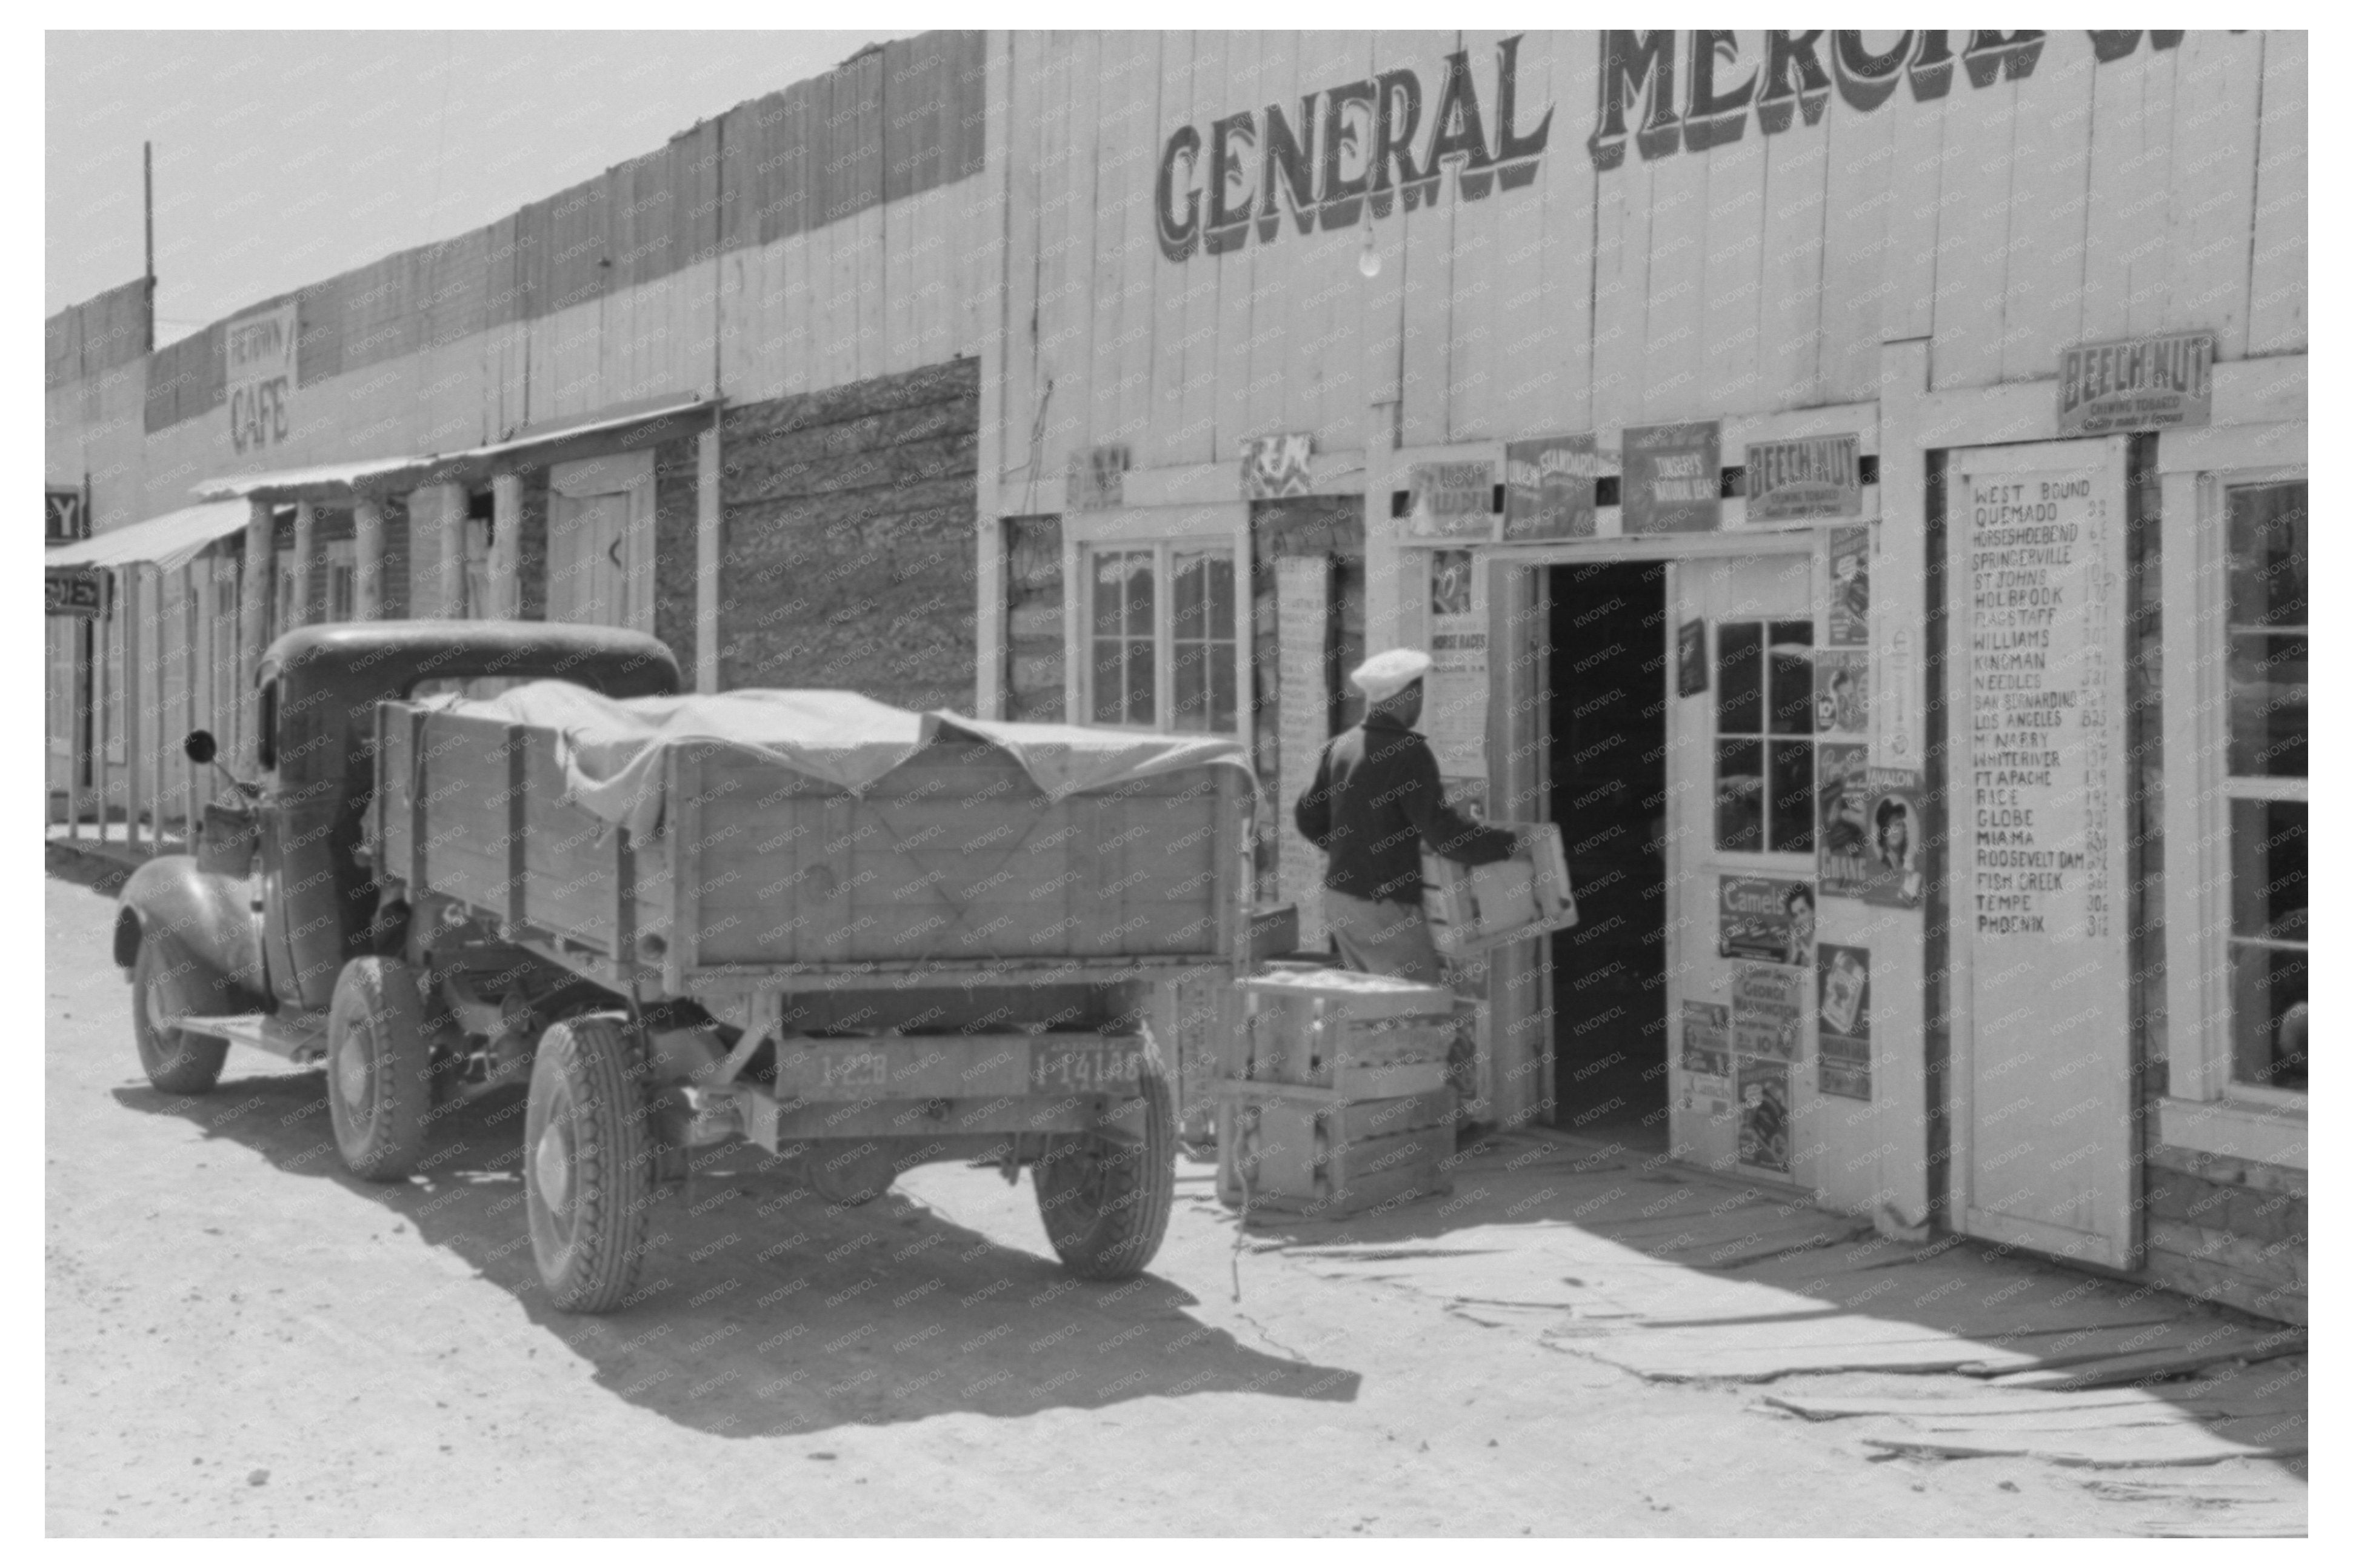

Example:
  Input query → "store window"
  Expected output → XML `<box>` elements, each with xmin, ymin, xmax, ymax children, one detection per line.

<box><xmin>324</xmin><ymin>540</ymin><xmax>356</xmax><ymax>622</ymax></box>
<box><xmin>1714</xmin><ymin>619</ymin><xmax>1815</xmax><ymax>852</ymax></box>
<box><xmin>2221</xmin><ymin>480</ymin><xmax>2306</xmax><ymax>1093</ymax></box>
<box><xmin>1084</xmin><ymin>542</ymin><xmax>1238</xmax><ymax>733</ymax></box>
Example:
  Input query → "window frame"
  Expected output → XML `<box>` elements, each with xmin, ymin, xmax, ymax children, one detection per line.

<box><xmin>1061</xmin><ymin>504</ymin><xmax>1252</xmax><ymax>740</ymax></box>
<box><xmin>2158</xmin><ymin>459</ymin><xmax>2308</xmax><ymax>1155</ymax></box>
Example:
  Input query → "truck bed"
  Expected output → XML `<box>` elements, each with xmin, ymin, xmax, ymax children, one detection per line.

<box><xmin>371</xmin><ymin>696</ymin><xmax>1252</xmax><ymax>995</ymax></box>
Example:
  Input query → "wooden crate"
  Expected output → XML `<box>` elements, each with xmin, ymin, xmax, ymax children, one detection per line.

<box><xmin>1235</xmin><ymin>968</ymin><xmax>1458</xmax><ymax>1094</ymax></box>
<box><xmin>1214</xmin><ymin>1084</ymin><xmax>1455</xmax><ymax>1218</ymax></box>
<box><xmin>1421</xmin><ymin>819</ymin><xmax>1577</xmax><ymax>959</ymax></box>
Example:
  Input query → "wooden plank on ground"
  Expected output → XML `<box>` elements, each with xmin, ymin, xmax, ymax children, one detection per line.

<box><xmin>1983</xmin><ymin>1326</ymin><xmax>2308</xmax><ymax>1390</ymax></box>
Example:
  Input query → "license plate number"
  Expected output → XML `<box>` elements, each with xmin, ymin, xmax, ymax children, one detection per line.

<box><xmin>1029</xmin><ymin>1041</ymin><xmax>1142</xmax><ymax>1094</ymax></box>
<box><xmin>815</xmin><ymin>1046</ymin><xmax>889</xmax><ymax>1092</ymax></box>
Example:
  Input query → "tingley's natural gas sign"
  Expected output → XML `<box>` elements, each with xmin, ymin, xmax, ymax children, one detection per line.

<box><xmin>1155</xmin><ymin>30</ymin><xmax>2192</xmax><ymax>260</ymax></box>
<box><xmin>1154</xmin><ymin>35</ymin><xmax>1550</xmax><ymax>261</ymax></box>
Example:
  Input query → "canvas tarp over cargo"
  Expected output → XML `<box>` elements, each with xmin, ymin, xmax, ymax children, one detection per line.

<box><xmin>379</xmin><ymin>682</ymin><xmax>1259</xmax><ymax>978</ymax></box>
<box><xmin>432</xmin><ymin>681</ymin><xmax>1257</xmax><ymax>841</ymax></box>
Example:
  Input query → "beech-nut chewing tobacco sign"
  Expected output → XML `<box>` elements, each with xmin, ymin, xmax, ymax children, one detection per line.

<box><xmin>1746</xmin><ymin>434</ymin><xmax>1861</xmax><ymax>522</ymax></box>
<box><xmin>2056</xmin><ymin>331</ymin><xmax>2214</xmax><ymax>436</ymax></box>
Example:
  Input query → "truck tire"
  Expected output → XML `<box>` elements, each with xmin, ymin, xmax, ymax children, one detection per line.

<box><xmin>132</xmin><ymin>935</ymin><xmax>229</xmax><ymax>1096</ymax></box>
<box><xmin>326</xmin><ymin>957</ymin><xmax>435</xmax><ymax>1182</ymax></box>
<box><xmin>1033</xmin><ymin>1051</ymin><xmax>1176</xmax><ymax>1281</ymax></box>
<box><xmin>524</xmin><ymin>1017</ymin><xmax>655</xmax><ymax>1313</ymax></box>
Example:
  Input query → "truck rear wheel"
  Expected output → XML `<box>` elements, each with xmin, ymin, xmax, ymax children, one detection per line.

<box><xmin>326</xmin><ymin>957</ymin><xmax>435</xmax><ymax>1182</ymax></box>
<box><xmin>524</xmin><ymin>1018</ymin><xmax>655</xmax><ymax>1313</ymax></box>
<box><xmin>1033</xmin><ymin>1051</ymin><xmax>1176</xmax><ymax>1281</ymax></box>
<box><xmin>131</xmin><ymin>935</ymin><xmax>229</xmax><ymax>1096</ymax></box>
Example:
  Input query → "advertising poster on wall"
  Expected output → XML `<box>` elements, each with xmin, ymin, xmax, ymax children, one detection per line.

<box><xmin>1406</xmin><ymin>461</ymin><xmax>1495</xmax><ymax>541</ymax></box>
<box><xmin>1275</xmin><ymin>558</ymin><xmax>1333</xmax><ymax>950</ymax></box>
<box><xmin>1718</xmin><ymin>876</ymin><xmax>1816</xmax><ymax>966</ymax></box>
<box><xmin>1815</xmin><ymin>650</ymin><xmax>1869</xmax><ymax>734</ymax></box>
<box><xmin>1744</xmin><ymin>433</ymin><xmax>1861</xmax><ymax>522</ymax></box>
<box><xmin>1680</xmin><ymin>1000</ymin><xmax>1732</xmax><ymax>1096</ymax></box>
<box><xmin>1738</xmin><ymin>1057</ymin><xmax>1791</xmax><ymax>1173</ymax></box>
<box><xmin>1676</xmin><ymin>618</ymin><xmax>1709</xmax><ymax>696</ymax></box>
<box><xmin>1818</xmin><ymin>744</ymin><xmax>1872</xmax><ymax>899</ymax></box>
<box><xmin>1817</xmin><ymin>944</ymin><xmax>1873</xmax><ymax>1100</ymax></box>
<box><xmin>1502</xmin><ymin>434</ymin><xmax>1599</xmax><ymax>540</ymax></box>
<box><xmin>1827</xmin><ymin>526</ymin><xmax>1871</xmax><ymax>647</ymax></box>
<box><xmin>1861</xmin><ymin>767</ymin><xmax>1924</xmax><ymax>910</ymax></box>
<box><xmin>1240</xmin><ymin>433</ymin><xmax>1313</xmax><ymax>499</ymax></box>
<box><xmin>2056</xmin><ymin>331</ymin><xmax>2215</xmax><ymax>437</ymax></box>
<box><xmin>1425</xmin><ymin>550</ymin><xmax>1489</xmax><ymax>782</ymax></box>
<box><xmin>1621</xmin><ymin>421</ymin><xmax>1721</xmax><ymax>534</ymax></box>
<box><xmin>1731</xmin><ymin>962</ymin><xmax>1805</xmax><ymax>1061</ymax></box>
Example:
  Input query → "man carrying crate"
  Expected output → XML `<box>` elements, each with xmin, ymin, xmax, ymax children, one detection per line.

<box><xmin>1293</xmin><ymin>649</ymin><xmax>1520</xmax><ymax>1131</ymax></box>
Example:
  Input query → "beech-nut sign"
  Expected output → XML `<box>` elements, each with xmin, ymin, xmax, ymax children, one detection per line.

<box><xmin>2057</xmin><ymin>332</ymin><xmax>2215</xmax><ymax>437</ymax></box>
<box><xmin>1156</xmin><ymin>35</ymin><xmax>1552</xmax><ymax>261</ymax></box>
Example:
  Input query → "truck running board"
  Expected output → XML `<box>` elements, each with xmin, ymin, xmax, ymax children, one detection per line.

<box><xmin>176</xmin><ymin>1012</ymin><xmax>331</xmax><ymax>1064</ymax></box>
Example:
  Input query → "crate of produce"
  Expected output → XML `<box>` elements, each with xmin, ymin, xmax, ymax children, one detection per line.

<box><xmin>1234</xmin><ymin>968</ymin><xmax>1459</xmax><ymax>1096</ymax></box>
<box><xmin>1420</xmin><ymin>819</ymin><xmax>1577</xmax><ymax>959</ymax></box>
<box><xmin>1213</xmin><ymin>1084</ymin><xmax>1455</xmax><ymax>1219</ymax></box>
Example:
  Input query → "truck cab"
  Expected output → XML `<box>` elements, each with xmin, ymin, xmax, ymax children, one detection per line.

<box><xmin>116</xmin><ymin>621</ymin><xmax>678</xmax><ymax>1074</ymax></box>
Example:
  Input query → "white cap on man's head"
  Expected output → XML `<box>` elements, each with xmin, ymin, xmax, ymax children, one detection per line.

<box><xmin>1349</xmin><ymin>648</ymin><xmax>1432</xmax><ymax>703</ymax></box>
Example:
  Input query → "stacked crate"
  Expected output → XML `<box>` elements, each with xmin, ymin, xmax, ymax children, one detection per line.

<box><xmin>1215</xmin><ymin>969</ymin><xmax>1457</xmax><ymax>1220</ymax></box>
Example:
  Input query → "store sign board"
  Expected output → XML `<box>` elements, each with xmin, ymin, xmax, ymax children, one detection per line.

<box><xmin>1622</xmin><ymin>422</ymin><xmax>1720</xmax><ymax>534</ymax></box>
<box><xmin>47</xmin><ymin>567</ymin><xmax>105</xmax><ymax>618</ymax></box>
<box><xmin>45</xmin><ymin>487</ymin><xmax>87</xmax><ymax>544</ymax></box>
<box><xmin>1745</xmin><ymin>433</ymin><xmax>1861</xmax><ymax>522</ymax></box>
<box><xmin>2056</xmin><ymin>331</ymin><xmax>2214</xmax><ymax>436</ymax></box>
<box><xmin>1404</xmin><ymin>461</ymin><xmax>1495</xmax><ymax>541</ymax></box>
<box><xmin>1502</xmin><ymin>435</ymin><xmax>1598</xmax><ymax>540</ymax></box>
<box><xmin>1240</xmin><ymin>434</ymin><xmax>1313</xmax><ymax>499</ymax></box>
<box><xmin>226</xmin><ymin>300</ymin><xmax>298</xmax><ymax>455</ymax></box>
<box><xmin>1155</xmin><ymin>36</ymin><xmax>1552</xmax><ymax>263</ymax></box>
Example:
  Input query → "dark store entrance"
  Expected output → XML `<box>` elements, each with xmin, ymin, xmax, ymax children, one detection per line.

<box><xmin>1546</xmin><ymin>561</ymin><xmax>1671</xmax><ymax>1150</ymax></box>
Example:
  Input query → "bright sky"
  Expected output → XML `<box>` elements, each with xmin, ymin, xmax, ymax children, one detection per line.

<box><xmin>47</xmin><ymin>30</ymin><xmax>916</xmax><ymax>341</ymax></box>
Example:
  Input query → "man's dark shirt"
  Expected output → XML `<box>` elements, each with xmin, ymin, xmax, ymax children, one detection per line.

<box><xmin>1294</xmin><ymin>712</ymin><xmax>1518</xmax><ymax>906</ymax></box>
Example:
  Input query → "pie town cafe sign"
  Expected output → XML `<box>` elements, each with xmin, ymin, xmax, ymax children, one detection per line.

<box><xmin>1154</xmin><ymin>30</ymin><xmax>2191</xmax><ymax>259</ymax></box>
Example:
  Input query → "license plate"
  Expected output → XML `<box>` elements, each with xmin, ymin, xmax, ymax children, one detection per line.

<box><xmin>1029</xmin><ymin>1039</ymin><xmax>1143</xmax><ymax>1095</ymax></box>
<box><xmin>813</xmin><ymin>1046</ymin><xmax>890</xmax><ymax>1093</ymax></box>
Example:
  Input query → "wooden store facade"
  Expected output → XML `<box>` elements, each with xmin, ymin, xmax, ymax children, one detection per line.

<box><xmin>48</xmin><ymin>30</ymin><xmax>2306</xmax><ymax>1321</ymax></box>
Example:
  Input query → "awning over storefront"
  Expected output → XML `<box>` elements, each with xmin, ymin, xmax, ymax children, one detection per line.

<box><xmin>42</xmin><ymin>500</ymin><xmax>257</xmax><ymax>575</ymax></box>
<box><xmin>190</xmin><ymin>393</ymin><xmax>717</xmax><ymax>504</ymax></box>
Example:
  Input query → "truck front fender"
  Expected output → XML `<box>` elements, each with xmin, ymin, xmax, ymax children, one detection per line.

<box><xmin>116</xmin><ymin>855</ymin><xmax>269</xmax><ymax>1016</ymax></box>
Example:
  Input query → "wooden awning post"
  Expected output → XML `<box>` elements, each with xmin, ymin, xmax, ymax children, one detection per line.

<box><xmin>290</xmin><ymin>501</ymin><xmax>315</xmax><ymax>631</ymax></box>
<box><xmin>490</xmin><ymin>473</ymin><xmax>522</xmax><ymax>621</ymax></box>
<box><xmin>238</xmin><ymin>500</ymin><xmax>272</xmax><ymax>771</ymax></box>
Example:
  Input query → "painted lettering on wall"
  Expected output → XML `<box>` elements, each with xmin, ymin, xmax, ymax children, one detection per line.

<box><xmin>225</xmin><ymin>300</ymin><xmax>299</xmax><ymax>455</ymax></box>
<box><xmin>1588</xmin><ymin>29</ymin><xmax>2184</xmax><ymax>169</ymax></box>
<box><xmin>1156</xmin><ymin>35</ymin><xmax>1552</xmax><ymax>262</ymax></box>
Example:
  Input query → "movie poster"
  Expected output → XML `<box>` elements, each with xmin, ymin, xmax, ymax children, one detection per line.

<box><xmin>1680</xmin><ymin>1000</ymin><xmax>1731</xmax><ymax>1096</ymax></box>
<box><xmin>1738</xmin><ymin>1057</ymin><xmax>1791</xmax><ymax>1173</ymax></box>
<box><xmin>1827</xmin><ymin>526</ymin><xmax>1871</xmax><ymax>647</ymax></box>
<box><xmin>1818</xmin><ymin>744</ymin><xmax>1872</xmax><ymax>899</ymax></box>
<box><xmin>1732</xmin><ymin>963</ymin><xmax>1804</xmax><ymax>1062</ymax></box>
<box><xmin>1860</xmin><ymin>767</ymin><xmax>1924</xmax><ymax>910</ymax></box>
<box><xmin>1815</xmin><ymin>650</ymin><xmax>1869</xmax><ymax>735</ymax></box>
<box><xmin>1426</xmin><ymin>550</ymin><xmax>1489</xmax><ymax>782</ymax></box>
<box><xmin>1718</xmin><ymin>876</ymin><xmax>1817</xmax><ymax>967</ymax></box>
<box><xmin>1817</xmin><ymin>944</ymin><xmax>1873</xmax><ymax>1100</ymax></box>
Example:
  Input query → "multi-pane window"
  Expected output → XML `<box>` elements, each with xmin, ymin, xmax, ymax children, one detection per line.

<box><xmin>1715</xmin><ymin>619</ymin><xmax>1815</xmax><ymax>853</ymax></box>
<box><xmin>1086</xmin><ymin>544</ymin><xmax>1238</xmax><ymax>733</ymax></box>
<box><xmin>325</xmin><ymin>539</ymin><xmax>356</xmax><ymax>621</ymax></box>
<box><xmin>2223</xmin><ymin>481</ymin><xmax>2306</xmax><ymax>1092</ymax></box>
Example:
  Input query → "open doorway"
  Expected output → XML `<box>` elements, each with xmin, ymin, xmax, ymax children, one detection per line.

<box><xmin>1547</xmin><ymin>561</ymin><xmax>1670</xmax><ymax>1150</ymax></box>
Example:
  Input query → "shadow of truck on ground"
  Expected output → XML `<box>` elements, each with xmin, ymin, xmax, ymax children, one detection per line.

<box><xmin>112</xmin><ymin>1064</ymin><xmax>1358</xmax><ymax>1440</ymax></box>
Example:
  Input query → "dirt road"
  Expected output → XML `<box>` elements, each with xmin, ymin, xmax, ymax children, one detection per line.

<box><xmin>47</xmin><ymin>869</ymin><xmax>2147</xmax><ymax>1535</ymax></box>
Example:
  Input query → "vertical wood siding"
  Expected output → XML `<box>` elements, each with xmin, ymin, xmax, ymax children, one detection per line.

<box><xmin>995</xmin><ymin>29</ymin><xmax>2304</xmax><ymax>484</ymax></box>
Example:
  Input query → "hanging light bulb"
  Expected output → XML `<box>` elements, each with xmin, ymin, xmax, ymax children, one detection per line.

<box><xmin>1357</xmin><ymin>220</ymin><xmax>1381</xmax><ymax>279</ymax></box>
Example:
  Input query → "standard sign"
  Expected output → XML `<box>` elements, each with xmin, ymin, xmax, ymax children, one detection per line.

<box><xmin>1745</xmin><ymin>434</ymin><xmax>1861</xmax><ymax>522</ymax></box>
<box><xmin>2056</xmin><ymin>331</ymin><xmax>2214</xmax><ymax>436</ymax></box>
<box><xmin>47</xmin><ymin>567</ymin><xmax>105</xmax><ymax>618</ymax></box>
